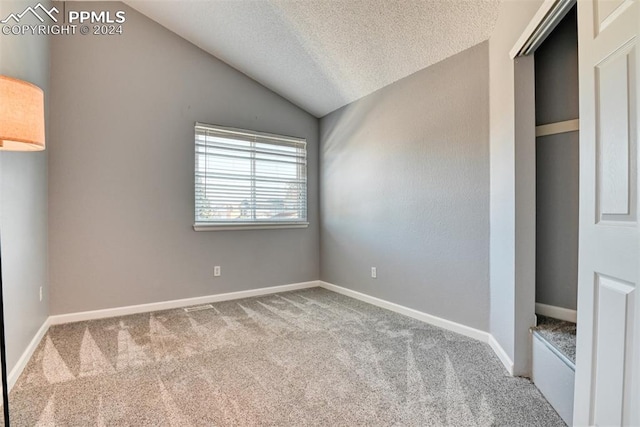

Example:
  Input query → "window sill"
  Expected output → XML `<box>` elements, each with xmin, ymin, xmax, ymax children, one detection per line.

<box><xmin>193</xmin><ymin>222</ymin><xmax>309</xmax><ymax>231</ymax></box>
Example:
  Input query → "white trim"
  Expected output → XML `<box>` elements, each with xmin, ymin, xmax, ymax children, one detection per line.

<box><xmin>6</xmin><ymin>317</ymin><xmax>50</xmax><ymax>392</ymax></box>
<box><xmin>193</xmin><ymin>222</ymin><xmax>309</xmax><ymax>231</ymax></box>
<box><xmin>317</xmin><ymin>281</ymin><xmax>489</xmax><ymax>342</ymax></box>
<box><xmin>510</xmin><ymin>0</ymin><xmax>558</xmax><ymax>58</ymax></box>
<box><xmin>49</xmin><ymin>281</ymin><xmax>319</xmax><ymax>325</ymax></box>
<box><xmin>510</xmin><ymin>0</ymin><xmax>576</xmax><ymax>58</ymax></box>
<box><xmin>489</xmin><ymin>334</ymin><xmax>515</xmax><ymax>375</ymax></box>
<box><xmin>195</xmin><ymin>122</ymin><xmax>306</xmax><ymax>145</ymax></box>
<box><xmin>532</xmin><ymin>331</ymin><xmax>575</xmax><ymax>371</ymax></box>
<box><xmin>14</xmin><ymin>280</ymin><xmax>515</xmax><ymax>391</ymax></box>
<box><xmin>317</xmin><ymin>281</ymin><xmax>515</xmax><ymax>374</ymax></box>
<box><xmin>536</xmin><ymin>119</ymin><xmax>580</xmax><ymax>137</ymax></box>
<box><xmin>535</xmin><ymin>302</ymin><xmax>577</xmax><ymax>323</ymax></box>
<box><xmin>5</xmin><ymin>281</ymin><xmax>319</xmax><ymax>390</ymax></box>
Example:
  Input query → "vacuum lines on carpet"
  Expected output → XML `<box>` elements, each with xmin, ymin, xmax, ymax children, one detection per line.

<box><xmin>8</xmin><ymin>288</ymin><xmax>564</xmax><ymax>426</ymax></box>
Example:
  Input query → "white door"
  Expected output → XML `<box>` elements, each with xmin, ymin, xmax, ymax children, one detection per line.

<box><xmin>574</xmin><ymin>0</ymin><xmax>640</xmax><ymax>425</ymax></box>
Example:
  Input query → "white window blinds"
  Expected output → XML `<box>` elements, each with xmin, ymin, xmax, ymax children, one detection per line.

<box><xmin>194</xmin><ymin>123</ymin><xmax>308</xmax><ymax>229</ymax></box>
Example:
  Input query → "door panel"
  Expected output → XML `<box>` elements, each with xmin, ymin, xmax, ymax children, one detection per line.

<box><xmin>575</xmin><ymin>0</ymin><xmax>639</xmax><ymax>425</ymax></box>
<box><xmin>596</xmin><ymin>40</ymin><xmax>636</xmax><ymax>221</ymax></box>
<box><xmin>592</xmin><ymin>274</ymin><xmax>635</xmax><ymax>425</ymax></box>
<box><xmin>595</xmin><ymin>0</ymin><xmax>634</xmax><ymax>34</ymax></box>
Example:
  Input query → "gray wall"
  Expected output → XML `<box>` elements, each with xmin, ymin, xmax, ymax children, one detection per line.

<box><xmin>319</xmin><ymin>42</ymin><xmax>490</xmax><ymax>331</ymax></box>
<box><xmin>534</xmin><ymin>7</ymin><xmax>579</xmax><ymax>310</ymax></box>
<box><xmin>49</xmin><ymin>2</ymin><xmax>319</xmax><ymax>315</ymax></box>
<box><xmin>534</xmin><ymin>7</ymin><xmax>579</xmax><ymax>126</ymax></box>
<box><xmin>535</xmin><ymin>132</ymin><xmax>579</xmax><ymax>309</ymax></box>
<box><xmin>489</xmin><ymin>0</ymin><xmax>544</xmax><ymax>374</ymax></box>
<box><xmin>0</xmin><ymin>1</ymin><xmax>50</xmax><ymax>371</ymax></box>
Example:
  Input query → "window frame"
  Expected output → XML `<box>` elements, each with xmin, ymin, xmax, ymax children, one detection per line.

<box><xmin>193</xmin><ymin>122</ymin><xmax>309</xmax><ymax>231</ymax></box>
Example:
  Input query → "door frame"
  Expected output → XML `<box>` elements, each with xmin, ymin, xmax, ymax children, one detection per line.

<box><xmin>509</xmin><ymin>0</ymin><xmax>577</xmax><ymax>377</ymax></box>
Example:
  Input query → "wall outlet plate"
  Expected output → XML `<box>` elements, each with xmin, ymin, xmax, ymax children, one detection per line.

<box><xmin>214</xmin><ymin>266</ymin><xmax>221</xmax><ymax>277</ymax></box>
<box><xmin>371</xmin><ymin>267</ymin><xmax>377</xmax><ymax>279</ymax></box>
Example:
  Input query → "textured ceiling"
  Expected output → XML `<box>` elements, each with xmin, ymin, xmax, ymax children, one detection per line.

<box><xmin>124</xmin><ymin>0</ymin><xmax>501</xmax><ymax>117</ymax></box>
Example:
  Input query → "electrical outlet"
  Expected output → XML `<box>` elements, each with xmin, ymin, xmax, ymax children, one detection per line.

<box><xmin>39</xmin><ymin>286</ymin><xmax>43</xmax><ymax>302</ymax></box>
<box><xmin>214</xmin><ymin>266</ymin><xmax>221</xmax><ymax>277</ymax></box>
<box><xmin>371</xmin><ymin>267</ymin><xmax>377</xmax><ymax>279</ymax></box>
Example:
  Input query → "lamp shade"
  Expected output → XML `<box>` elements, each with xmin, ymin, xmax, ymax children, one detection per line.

<box><xmin>0</xmin><ymin>75</ymin><xmax>45</xmax><ymax>151</ymax></box>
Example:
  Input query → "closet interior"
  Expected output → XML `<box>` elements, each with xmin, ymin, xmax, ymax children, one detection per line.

<box><xmin>530</xmin><ymin>5</ymin><xmax>579</xmax><ymax>426</ymax></box>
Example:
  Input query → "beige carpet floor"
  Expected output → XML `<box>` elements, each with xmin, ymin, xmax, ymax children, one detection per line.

<box><xmin>6</xmin><ymin>288</ymin><xmax>564</xmax><ymax>426</ymax></box>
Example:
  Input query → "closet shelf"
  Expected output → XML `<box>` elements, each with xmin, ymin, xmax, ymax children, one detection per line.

<box><xmin>536</xmin><ymin>118</ymin><xmax>579</xmax><ymax>137</ymax></box>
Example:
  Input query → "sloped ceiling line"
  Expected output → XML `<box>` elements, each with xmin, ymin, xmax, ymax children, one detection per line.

<box><xmin>124</xmin><ymin>0</ymin><xmax>501</xmax><ymax>118</ymax></box>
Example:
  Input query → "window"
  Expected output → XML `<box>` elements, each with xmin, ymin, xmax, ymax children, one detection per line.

<box><xmin>194</xmin><ymin>123</ymin><xmax>308</xmax><ymax>230</ymax></box>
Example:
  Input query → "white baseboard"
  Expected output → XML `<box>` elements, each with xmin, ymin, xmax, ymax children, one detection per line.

<box><xmin>9</xmin><ymin>279</ymin><xmax>515</xmax><ymax>394</ymax></box>
<box><xmin>6</xmin><ymin>317</ymin><xmax>50</xmax><ymax>392</ymax></box>
<box><xmin>318</xmin><ymin>281</ymin><xmax>490</xmax><ymax>343</ymax></box>
<box><xmin>4</xmin><ymin>281</ymin><xmax>318</xmax><ymax>392</ymax></box>
<box><xmin>318</xmin><ymin>281</ymin><xmax>514</xmax><ymax>374</ymax></box>
<box><xmin>49</xmin><ymin>280</ymin><xmax>320</xmax><ymax>325</ymax></box>
<box><xmin>488</xmin><ymin>334</ymin><xmax>515</xmax><ymax>375</ymax></box>
<box><xmin>535</xmin><ymin>303</ymin><xmax>577</xmax><ymax>323</ymax></box>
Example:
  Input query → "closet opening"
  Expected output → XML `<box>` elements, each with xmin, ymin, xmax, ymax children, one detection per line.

<box><xmin>530</xmin><ymin>4</ymin><xmax>579</xmax><ymax>426</ymax></box>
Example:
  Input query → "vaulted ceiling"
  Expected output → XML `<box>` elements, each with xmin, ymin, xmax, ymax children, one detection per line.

<box><xmin>125</xmin><ymin>0</ymin><xmax>501</xmax><ymax>117</ymax></box>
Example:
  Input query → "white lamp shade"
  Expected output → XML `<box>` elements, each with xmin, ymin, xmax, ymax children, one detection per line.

<box><xmin>0</xmin><ymin>75</ymin><xmax>45</xmax><ymax>151</ymax></box>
